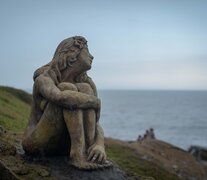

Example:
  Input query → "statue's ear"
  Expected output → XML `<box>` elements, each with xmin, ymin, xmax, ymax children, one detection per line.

<box><xmin>70</xmin><ymin>56</ymin><xmax>77</xmax><ymax>63</ymax></box>
<box><xmin>66</xmin><ymin>56</ymin><xmax>77</xmax><ymax>67</ymax></box>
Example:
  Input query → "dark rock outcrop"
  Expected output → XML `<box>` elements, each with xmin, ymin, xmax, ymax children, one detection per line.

<box><xmin>0</xmin><ymin>137</ymin><xmax>127</xmax><ymax>180</ymax></box>
<box><xmin>189</xmin><ymin>145</ymin><xmax>207</xmax><ymax>161</ymax></box>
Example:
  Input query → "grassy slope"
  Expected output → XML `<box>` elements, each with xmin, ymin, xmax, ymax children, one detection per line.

<box><xmin>0</xmin><ymin>86</ymin><xmax>31</xmax><ymax>133</ymax></box>
<box><xmin>0</xmin><ymin>86</ymin><xmax>179</xmax><ymax>180</ymax></box>
<box><xmin>105</xmin><ymin>139</ymin><xmax>179</xmax><ymax>180</ymax></box>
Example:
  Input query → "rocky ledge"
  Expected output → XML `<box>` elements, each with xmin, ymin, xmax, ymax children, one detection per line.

<box><xmin>0</xmin><ymin>134</ymin><xmax>127</xmax><ymax>180</ymax></box>
<box><xmin>1</xmin><ymin>128</ymin><xmax>207</xmax><ymax>180</ymax></box>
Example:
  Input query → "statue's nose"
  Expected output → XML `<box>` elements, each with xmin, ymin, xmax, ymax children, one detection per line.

<box><xmin>90</xmin><ymin>55</ymin><xmax>94</xmax><ymax>60</ymax></box>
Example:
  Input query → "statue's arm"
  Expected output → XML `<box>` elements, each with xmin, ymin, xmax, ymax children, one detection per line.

<box><xmin>94</xmin><ymin>122</ymin><xmax>105</xmax><ymax>148</ymax></box>
<box><xmin>35</xmin><ymin>75</ymin><xmax>100</xmax><ymax>110</ymax></box>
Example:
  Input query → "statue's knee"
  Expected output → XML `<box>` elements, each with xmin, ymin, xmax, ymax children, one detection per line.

<box><xmin>58</xmin><ymin>82</ymin><xmax>78</xmax><ymax>91</ymax></box>
<box><xmin>76</xmin><ymin>83</ymin><xmax>94</xmax><ymax>95</ymax></box>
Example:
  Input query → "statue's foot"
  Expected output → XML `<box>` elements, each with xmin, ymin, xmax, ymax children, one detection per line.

<box><xmin>69</xmin><ymin>158</ymin><xmax>113</xmax><ymax>170</ymax></box>
<box><xmin>101</xmin><ymin>160</ymin><xmax>113</xmax><ymax>168</ymax></box>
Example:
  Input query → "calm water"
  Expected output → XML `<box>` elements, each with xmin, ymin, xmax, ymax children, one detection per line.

<box><xmin>98</xmin><ymin>90</ymin><xmax>207</xmax><ymax>150</ymax></box>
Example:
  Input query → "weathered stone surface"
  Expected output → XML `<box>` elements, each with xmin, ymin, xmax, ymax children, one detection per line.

<box><xmin>64</xmin><ymin>166</ymin><xmax>127</xmax><ymax>180</ymax></box>
<box><xmin>31</xmin><ymin>157</ymin><xmax>127</xmax><ymax>180</ymax></box>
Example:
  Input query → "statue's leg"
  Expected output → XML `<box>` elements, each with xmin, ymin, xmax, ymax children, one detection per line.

<box><xmin>63</xmin><ymin>110</ymin><xmax>87</xmax><ymax>166</ymax></box>
<box><xmin>62</xmin><ymin>83</ymin><xmax>110</xmax><ymax>169</ymax></box>
<box><xmin>76</xmin><ymin>83</ymin><xmax>96</xmax><ymax>149</ymax></box>
<box><xmin>75</xmin><ymin>83</ymin><xmax>111</xmax><ymax>168</ymax></box>
<box><xmin>22</xmin><ymin>101</ymin><xmax>69</xmax><ymax>156</ymax></box>
<box><xmin>59</xmin><ymin>83</ymin><xmax>85</xmax><ymax>159</ymax></box>
<box><xmin>22</xmin><ymin>82</ymin><xmax>78</xmax><ymax>156</ymax></box>
<box><xmin>59</xmin><ymin>83</ymin><xmax>100</xmax><ymax>169</ymax></box>
<box><xmin>83</xmin><ymin>109</ymin><xmax>96</xmax><ymax>148</ymax></box>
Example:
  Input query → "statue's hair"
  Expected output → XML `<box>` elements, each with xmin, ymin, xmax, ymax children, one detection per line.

<box><xmin>33</xmin><ymin>36</ymin><xmax>97</xmax><ymax>96</ymax></box>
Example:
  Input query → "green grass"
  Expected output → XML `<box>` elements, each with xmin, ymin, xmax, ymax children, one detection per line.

<box><xmin>0</xmin><ymin>86</ymin><xmax>31</xmax><ymax>133</ymax></box>
<box><xmin>105</xmin><ymin>141</ymin><xmax>180</xmax><ymax>180</ymax></box>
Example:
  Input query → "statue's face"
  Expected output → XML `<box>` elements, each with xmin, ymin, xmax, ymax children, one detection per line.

<box><xmin>77</xmin><ymin>47</ymin><xmax>94</xmax><ymax>71</ymax></box>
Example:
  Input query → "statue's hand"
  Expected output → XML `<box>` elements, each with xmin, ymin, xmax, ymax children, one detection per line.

<box><xmin>87</xmin><ymin>144</ymin><xmax>106</xmax><ymax>164</ymax></box>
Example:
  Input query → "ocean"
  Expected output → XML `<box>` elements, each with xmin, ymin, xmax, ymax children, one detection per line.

<box><xmin>98</xmin><ymin>90</ymin><xmax>207</xmax><ymax>150</ymax></box>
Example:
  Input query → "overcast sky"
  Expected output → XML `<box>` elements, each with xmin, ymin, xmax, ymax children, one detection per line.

<box><xmin>0</xmin><ymin>0</ymin><xmax>207</xmax><ymax>90</ymax></box>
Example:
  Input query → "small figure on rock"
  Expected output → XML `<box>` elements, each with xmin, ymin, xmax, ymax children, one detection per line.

<box><xmin>137</xmin><ymin>135</ymin><xmax>142</xmax><ymax>142</ymax></box>
<box><xmin>149</xmin><ymin>128</ymin><xmax>155</xmax><ymax>139</ymax></box>
<box><xmin>144</xmin><ymin>130</ymin><xmax>150</xmax><ymax>140</ymax></box>
<box><xmin>138</xmin><ymin>128</ymin><xmax>156</xmax><ymax>142</ymax></box>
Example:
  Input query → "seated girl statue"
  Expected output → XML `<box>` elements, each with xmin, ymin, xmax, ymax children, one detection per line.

<box><xmin>22</xmin><ymin>36</ymin><xmax>111</xmax><ymax>169</ymax></box>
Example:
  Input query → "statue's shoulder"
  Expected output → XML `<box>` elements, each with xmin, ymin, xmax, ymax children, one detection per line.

<box><xmin>33</xmin><ymin>63</ymin><xmax>50</xmax><ymax>81</ymax></box>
